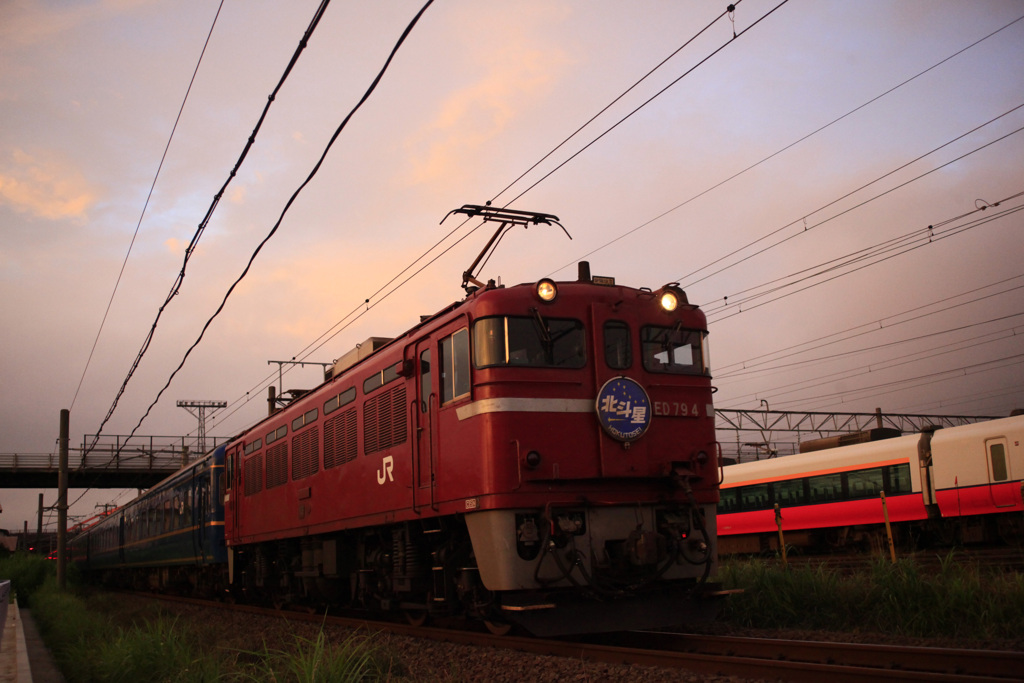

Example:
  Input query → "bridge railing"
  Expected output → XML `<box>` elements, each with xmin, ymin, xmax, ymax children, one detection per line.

<box><xmin>0</xmin><ymin>434</ymin><xmax>229</xmax><ymax>473</ymax></box>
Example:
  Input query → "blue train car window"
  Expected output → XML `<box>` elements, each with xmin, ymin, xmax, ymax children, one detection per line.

<box><xmin>603</xmin><ymin>321</ymin><xmax>631</xmax><ymax>370</ymax></box>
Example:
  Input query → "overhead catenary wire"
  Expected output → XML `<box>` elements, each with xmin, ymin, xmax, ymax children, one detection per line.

<box><xmin>206</xmin><ymin>2</ymin><xmax>771</xmax><ymax>429</ymax></box>
<box><xmin>550</xmin><ymin>12</ymin><xmax>1024</xmax><ymax>279</ymax></box>
<box><xmin>771</xmin><ymin>354</ymin><xmax>1024</xmax><ymax>412</ymax></box>
<box><xmin>718</xmin><ymin>320</ymin><xmax>1024</xmax><ymax>406</ymax></box>
<box><xmin>714</xmin><ymin>271</ymin><xmax>1024</xmax><ymax>376</ymax></box>
<box><xmin>69</xmin><ymin>0</ymin><xmax>227</xmax><ymax>413</ymax></box>
<box><xmin>704</xmin><ymin>194</ymin><xmax>1024</xmax><ymax>321</ymax></box>
<box><xmin>707</xmin><ymin>200</ymin><xmax>1024</xmax><ymax>324</ymax></box>
<box><xmin>114</xmin><ymin>0</ymin><xmax>436</xmax><ymax>451</ymax></box>
<box><xmin>684</xmin><ymin>106</ymin><xmax>1024</xmax><ymax>293</ymax></box>
<box><xmin>84</xmin><ymin>0</ymin><xmax>333</xmax><ymax>456</ymax></box>
<box><xmin>499</xmin><ymin>0</ymin><xmax>791</xmax><ymax>209</ymax></box>
<box><xmin>70</xmin><ymin>0</ymin><xmax>431</xmax><ymax>510</ymax></box>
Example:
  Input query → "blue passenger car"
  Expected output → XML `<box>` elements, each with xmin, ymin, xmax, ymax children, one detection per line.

<box><xmin>71</xmin><ymin>446</ymin><xmax>227</xmax><ymax>592</ymax></box>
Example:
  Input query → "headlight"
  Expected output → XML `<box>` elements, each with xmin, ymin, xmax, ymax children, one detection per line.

<box><xmin>658</xmin><ymin>284</ymin><xmax>687</xmax><ymax>311</ymax></box>
<box><xmin>536</xmin><ymin>278</ymin><xmax>557</xmax><ymax>302</ymax></box>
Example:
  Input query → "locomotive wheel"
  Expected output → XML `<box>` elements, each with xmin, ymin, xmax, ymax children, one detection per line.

<box><xmin>483</xmin><ymin>619</ymin><xmax>512</xmax><ymax>636</ymax></box>
<box><xmin>404</xmin><ymin>610</ymin><xmax>428</xmax><ymax>627</ymax></box>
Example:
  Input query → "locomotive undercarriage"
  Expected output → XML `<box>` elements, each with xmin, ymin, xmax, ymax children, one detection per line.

<box><xmin>230</xmin><ymin>499</ymin><xmax>720</xmax><ymax>635</ymax></box>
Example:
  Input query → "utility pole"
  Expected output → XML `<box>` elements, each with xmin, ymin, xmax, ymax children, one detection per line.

<box><xmin>57</xmin><ymin>409</ymin><xmax>69</xmax><ymax>590</ymax></box>
<box><xmin>267</xmin><ymin>359</ymin><xmax>332</xmax><ymax>410</ymax></box>
<box><xmin>176</xmin><ymin>400</ymin><xmax>227</xmax><ymax>457</ymax></box>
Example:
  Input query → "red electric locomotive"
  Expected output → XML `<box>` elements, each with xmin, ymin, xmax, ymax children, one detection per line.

<box><xmin>223</xmin><ymin>206</ymin><xmax>721</xmax><ymax>634</ymax></box>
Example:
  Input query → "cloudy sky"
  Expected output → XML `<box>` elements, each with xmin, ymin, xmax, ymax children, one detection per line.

<box><xmin>2</xmin><ymin>0</ymin><xmax>1022</xmax><ymax>533</ymax></box>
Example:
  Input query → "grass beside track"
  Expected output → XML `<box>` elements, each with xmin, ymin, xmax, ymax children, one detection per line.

<box><xmin>717</xmin><ymin>551</ymin><xmax>1024</xmax><ymax>641</ymax></box>
<box><xmin>3</xmin><ymin>550</ymin><xmax>1023</xmax><ymax>681</ymax></box>
<box><xmin>0</xmin><ymin>554</ymin><xmax>402</xmax><ymax>682</ymax></box>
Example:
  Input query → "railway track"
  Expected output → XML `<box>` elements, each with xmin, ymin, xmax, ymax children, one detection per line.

<box><xmin>136</xmin><ymin>593</ymin><xmax>1024</xmax><ymax>682</ymax></box>
<box><xmin>573</xmin><ymin>631</ymin><xmax>1024</xmax><ymax>682</ymax></box>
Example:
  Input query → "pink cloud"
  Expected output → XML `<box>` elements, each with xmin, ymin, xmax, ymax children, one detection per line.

<box><xmin>0</xmin><ymin>148</ymin><xmax>96</xmax><ymax>221</ymax></box>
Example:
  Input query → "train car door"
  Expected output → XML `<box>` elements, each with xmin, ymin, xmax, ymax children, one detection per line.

<box><xmin>985</xmin><ymin>437</ymin><xmax>1015</xmax><ymax>508</ymax></box>
<box><xmin>413</xmin><ymin>338</ymin><xmax>436</xmax><ymax>511</ymax></box>
<box><xmin>224</xmin><ymin>444</ymin><xmax>241</xmax><ymax>542</ymax></box>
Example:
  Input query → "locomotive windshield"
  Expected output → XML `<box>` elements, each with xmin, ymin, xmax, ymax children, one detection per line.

<box><xmin>641</xmin><ymin>325</ymin><xmax>709</xmax><ymax>375</ymax></box>
<box><xmin>474</xmin><ymin>315</ymin><xmax>586</xmax><ymax>368</ymax></box>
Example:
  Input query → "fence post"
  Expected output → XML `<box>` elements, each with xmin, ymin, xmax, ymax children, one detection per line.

<box><xmin>774</xmin><ymin>503</ymin><xmax>788</xmax><ymax>567</ymax></box>
<box><xmin>880</xmin><ymin>491</ymin><xmax>897</xmax><ymax>563</ymax></box>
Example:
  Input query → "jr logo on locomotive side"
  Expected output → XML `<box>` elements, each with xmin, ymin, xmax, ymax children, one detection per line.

<box><xmin>377</xmin><ymin>455</ymin><xmax>394</xmax><ymax>485</ymax></box>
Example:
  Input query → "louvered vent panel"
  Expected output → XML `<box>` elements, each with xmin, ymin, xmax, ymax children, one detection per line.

<box><xmin>325</xmin><ymin>409</ymin><xmax>357</xmax><ymax>468</ymax></box>
<box><xmin>363</xmin><ymin>395</ymin><xmax>380</xmax><ymax>454</ymax></box>
<box><xmin>266</xmin><ymin>443</ymin><xmax>288</xmax><ymax>488</ymax></box>
<box><xmin>243</xmin><ymin>454</ymin><xmax>263</xmax><ymax>496</ymax></box>
<box><xmin>391</xmin><ymin>386</ymin><xmax>407</xmax><ymax>446</ymax></box>
<box><xmin>364</xmin><ymin>385</ymin><xmax>408</xmax><ymax>454</ymax></box>
<box><xmin>291</xmin><ymin>426</ymin><xmax>320</xmax><ymax>480</ymax></box>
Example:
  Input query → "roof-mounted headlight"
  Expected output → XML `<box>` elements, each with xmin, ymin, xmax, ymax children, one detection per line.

<box><xmin>536</xmin><ymin>278</ymin><xmax>558</xmax><ymax>303</ymax></box>
<box><xmin>658</xmin><ymin>284</ymin><xmax>687</xmax><ymax>312</ymax></box>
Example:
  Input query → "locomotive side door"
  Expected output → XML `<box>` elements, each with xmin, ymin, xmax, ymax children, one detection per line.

<box><xmin>413</xmin><ymin>338</ymin><xmax>436</xmax><ymax>511</ymax></box>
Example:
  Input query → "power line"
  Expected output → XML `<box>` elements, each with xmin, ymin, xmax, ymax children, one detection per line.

<box><xmin>779</xmin><ymin>354</ymin><xmax>1024</xmax><ymax>412</ymax></box>
<box><xmin>203</xmin><ymin>3</ymin><xmax>771</xmax><ymax>432</ymax></box>
<box><xmin>704</xmin><ymin>193</ymin><xmax>1024</xmax><ymax>321</ymax></box>
<box><xmin>69</xmin><ymin>1</ymin><xmax>226</xmax><ymax>412</ymax></box>
<box><xmin>714</xmin><ymin>272</ymin><xmax>1024</xmax><ymax>376</ymax></box>
<box><xmin>116</xmin><ymin>0</ymin><xmax>436</xmax><ymax>448</ymax></box>
<box><xmin>85</xmin><ymin>0</ymin><xmax>333</xmax><ymax>456</ymax></box>
<box><xmin>718</xmin><ymin>323</ymin><xmax>1024</xmax><ymax>406</ymax></box>
<box><xmin>489</xmin><ymin>2</ymin><xmax>740</xmax><ymax>205</ymax></box>
<box><xmin>684</xmin><ymin>107</ymin><xmax>1024</xmax><ymax>293</ymax></box>
<box><xmin>549</xmin><ymin>12</ymin><xmax>1024</xmax><ymax>279</ymax></box>
<box><xmin>500</xmin><ymin>0</ymin><xmax>791</xmax><ymax>208</ymax></box>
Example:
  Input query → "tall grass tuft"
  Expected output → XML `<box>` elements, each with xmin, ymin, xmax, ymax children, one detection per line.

<box><xmin>0</xmin><ymin>552</ymin><xmax>56</xmax><ymax>606</ymax></box>
<box><xmin>717</xmin><ymin>553</ymin><xmax>1024</xmax><ymax>641</ymax></box>
<box><xmin>29</xmin><ymin>579</ymin><xmax>224</xmax><ymax>682</ymax></box>
<box><xmin>236</xmin><ymin>628</ymin><xmax>403</xmax><ymax>683</ymax></box>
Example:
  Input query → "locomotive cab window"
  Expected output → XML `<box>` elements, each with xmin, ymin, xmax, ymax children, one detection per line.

<box><xmin>473</xmin><ymin>315</ymin><xmax>585</xmax><ymax>368</ymax></box>
<box><xmin>641</xmin><ymin>325</ymin><xmax>708</xmax><ymax>375</ymax></box>
<box><xmin>603</xmin><ymin>320</ymin><xmax>631</xmax><ymax>369</ymax></box>
<box><xmin>440</xmin><ymin>328</ymin><xmax>470</xmax><ymax>403</ymax></box>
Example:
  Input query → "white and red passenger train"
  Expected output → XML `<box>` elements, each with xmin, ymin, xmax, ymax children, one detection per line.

<box><xmin>718</xmin><ymin>414</ymin><xmax>1024</xmax><ymax>554</ymax></box>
